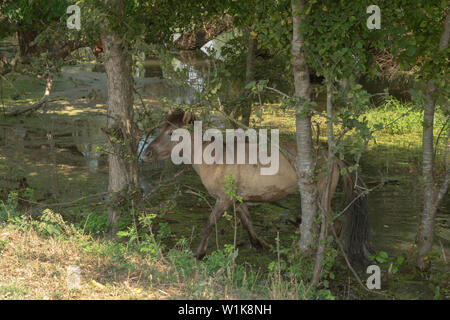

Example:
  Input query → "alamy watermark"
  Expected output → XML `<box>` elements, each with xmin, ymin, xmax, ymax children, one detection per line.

<box><xmin>66</xmin><ymin>5</ymin><xmax>379</xmax><ymax>31</ymax></box>
<box><xmin>366</xmin><ymin>264</ymin><xmax>381</xmax><ymax>289</ymax></box>
<box><xmin>67</xmin><ymin>265</ymin><xmax>81</xmax><ymax>290</ymax></box>
<box><xmin>170</xmin><ymin>121</ymin><xmax>280</xmax><ymax>175</ymax></box>
<box><xmin>366</xmin><ymin>5</ymin><xmax>381</xmax><ymax>30</ymax></box>
<box><xmin>66</xmin><ymin>5</ymin><xmax>81</xmax><ymax>31</ymax></box>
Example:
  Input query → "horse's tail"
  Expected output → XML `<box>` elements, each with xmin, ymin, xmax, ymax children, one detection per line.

<box><xmin>336</xmin><ymin>159</ymin><xmax>371</xmax><ymax>266</ymax></box>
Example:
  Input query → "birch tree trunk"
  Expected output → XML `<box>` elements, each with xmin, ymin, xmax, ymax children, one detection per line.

<box><xmin>291</xmin><ymin>0</ymin><xmax>319</xmax><ymax>252</ymax></box>
<box><xmin>101</xmin><ymin>0</ymin><xmax>140</xmax><ymax>235</ymax></box>
<box><xmin>416</xmin><ymin>13</ymin><xmax>450</xmax><ymax>270</ymax></box>
<box><xmin>241</xmin><ymin>29</ymin><xmax>256</xmax><ymax>127</ymax></box>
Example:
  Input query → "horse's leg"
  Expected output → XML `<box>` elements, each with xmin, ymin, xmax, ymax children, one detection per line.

<box><xmin>195</xmin><ymin>199</ymin><xmax>230</xmax><ymax>259</ymax></box>
<box><xmin>237</xmin><ymin>202</ymin><xmax>268</xmax><ymax>249</ymax></box>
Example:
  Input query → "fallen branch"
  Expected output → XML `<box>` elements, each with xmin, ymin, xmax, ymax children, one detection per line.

<box><xmin>6</xmin><ymin>74</ymin><xmax>53</xmax><ymax>116</ymax></box>
<box><xmin>17</xmin><ymin>192</ymin><xmax>109</xmax><ymax>210</ymax></box>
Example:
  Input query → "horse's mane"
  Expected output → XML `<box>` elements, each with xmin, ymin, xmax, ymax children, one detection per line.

<box><xmin>166</xmin><ymin>110</ymin><xmax>184</xmax><ymax>124</ymax></box>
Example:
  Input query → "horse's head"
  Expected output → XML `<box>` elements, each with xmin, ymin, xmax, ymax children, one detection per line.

<box><xmin>141</xmin><ymin>110</ymin><xmax>193</xmax><ymax>162</ymax></box>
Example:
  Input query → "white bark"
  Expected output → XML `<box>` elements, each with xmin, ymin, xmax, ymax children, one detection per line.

<box><xmin>416</xmin><ymin>13</ymin><xmax>450</xmax><ymax>270</ymax></box>
<box><xmin>291</xmin><ymin>0</ymin><xmax>319</xmax><ymax>252</ymax></box>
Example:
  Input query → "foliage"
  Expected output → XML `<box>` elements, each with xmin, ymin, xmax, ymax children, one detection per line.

<box><xmin>0</xmin><ymin>191</ymin><xmax>20</xmax><ymax>223</ymax></box>
<box><xmin>117</xmin><ymin>212</ymin><xmax>169</xmax><ymax>260</ymax></box>
<box><xmin>302</xmin><ymin>0</ymin><xmax>379</xmax><ymax>80</ymax></box>
<box><xmin>223</xmin><ymin>174</ymin><xmax>243</xmax><ymax>203</ymax></box>
<box><xmin>0</xmin><ymin>0</ymin><xmax>69</xmax><ymax>38</ymax></box>
<box><xmin>33</xmin><ymin>208</ymin><xmax>76</xmax><ymax>237</ymax></box>
<box><xmin>385</xmin><ymin>1</ymin><xmax>449</xmax><ymax>82</ymax></box>
<box><xmin>366</xmin><ymin>98</ymin><xmax>424</xmax><ymax>135</ymax></box>
<box><xmin>267</xmin><ymin>232</ymin><xmax>337</xmax><ymax>299</ymax></box>
<box><xmin>369</xmin><ymin>250</ymin><xmax>405</xmax><ymax>275</ymax></box>
<box><xmin>76</xmin><ymin>210</ymin><xmax>109</xmax><ymax>235</ymax></box>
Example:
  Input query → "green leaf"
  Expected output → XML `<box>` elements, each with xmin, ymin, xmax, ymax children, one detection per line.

<box><xmin>396</xmin><ymin>256</ymin><xmax>405</xmax><ymax>264</ymax></box>
<box><xmin>406</xmin><ymin>46</ymin><xmax>416</xmax><ymax>56</ymax></box>
<box><xmin>245</xmin><ymin>81</ymin><xmax>256</xmax><ymax>90</ymax></box>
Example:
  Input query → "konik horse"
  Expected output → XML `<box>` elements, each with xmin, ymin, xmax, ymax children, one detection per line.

<box><xmin>142</xmin><ymin>110</ymin><xmax>370</xmax><ymax>264</ymax></box>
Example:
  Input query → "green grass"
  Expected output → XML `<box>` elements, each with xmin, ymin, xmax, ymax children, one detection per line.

<box><xmin>0</xmin><ymin>193</ymin><xmax>329</xmax><ymax>299</ymax></box>
<box><xmin>0</xmin><ymin>280</ymin><xmax>29</xmax><ymax>299</ymax></box>
<box><xmin>366</xmin><ymin>98</ymin><xmax>424</xmax><ymax>135</ymax></box>
<box><xmin>362</xmin><ymin>98</ymin><xmax>447</xmax><ymax>178</ymax></box>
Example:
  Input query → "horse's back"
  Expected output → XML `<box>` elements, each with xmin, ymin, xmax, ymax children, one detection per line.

<box><xmin>192</xmin><ymin>142</ymin><xmax>298</xmax><ymax>202</ymax></box>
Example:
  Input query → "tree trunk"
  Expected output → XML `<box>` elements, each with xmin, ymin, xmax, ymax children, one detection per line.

<box><xmin>17</xmin><ymin>28</ymin><xmax>39</xmax><ymax>58</ymax></box>
<box><xmin>101</xmin><ymin>0</ymin><xmax>139</xmax><ymax>235</ymax></box>
<box><xmin>291</xmin><ymin>0</ymin><xmax>319</xmax><ymax>252</ymax></box>
<box><xmin>311</xmin><ymin>77</ymin><xmax>334</xmax><ymax>285</ymax></box>
<box><xmin>416</xmin><ymin>13</ymin><xmax>450</xmax><ymax>270</ymax></box>
<box><xmin>241</xmin><ymin>29</ymin><xmax>256</xmax><ymax>127</ymax></box>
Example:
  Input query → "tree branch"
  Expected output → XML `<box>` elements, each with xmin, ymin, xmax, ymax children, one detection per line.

<box><xmin>6</xmin><ymin>73</ymin><xmax>53</xmax><ymax>116</ymax></box>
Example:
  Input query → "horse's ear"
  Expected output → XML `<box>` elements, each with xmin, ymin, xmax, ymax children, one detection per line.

<box><xmin>182</xmin><ymin>111</ymin><xmax>192</xmax><ymax>125</ymax></box>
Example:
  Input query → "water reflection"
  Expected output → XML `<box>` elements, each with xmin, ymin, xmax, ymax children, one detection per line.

<box><xmin>72</xmin><ymin>118</ymin><xmax>105</xmax><ymax>172</ymax></box>
<box><xmin>138</xmin><ymin>52</ymin><xmax>210</xmax><ymax>105</ymax></box>
<box><xmin>369</xmin><ymin>184</ymin><xmax>422</xmax><ymax>253</ymax></box>
<box><xmin>171</xmin><ymin>57</ymin><xmax>205</xmax><ymax>92</ymax></box>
